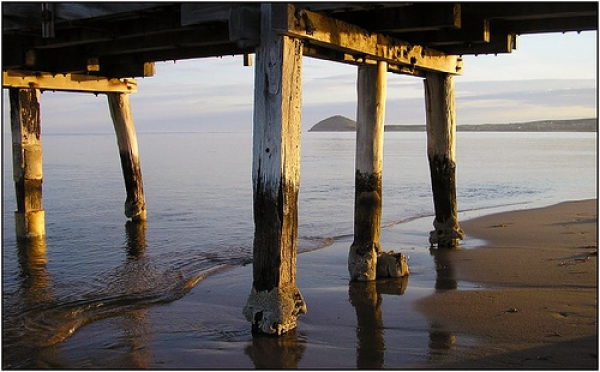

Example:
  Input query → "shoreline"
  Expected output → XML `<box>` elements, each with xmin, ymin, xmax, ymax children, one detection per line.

<box><xmin>160</xmin><ymin>197</ymin><xmax>597</xmax><ymax>369</ymax></box>
<box><xmin>415</xmin><ymin>199</ymin><xmax>598</xmax><ymax>369</ymax></box>
<box><xmin>308</xmin><ymin>117</ymin><xmax>597</xmax><ymax>133</ymax></box>
<box><xmin>14</xmin><ymin>199</ymin><xmax>597</xmax><ymax>368</ymax></box>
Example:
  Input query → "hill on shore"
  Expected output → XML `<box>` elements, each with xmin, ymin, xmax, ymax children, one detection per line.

<box><xmin>309</xmin><ymin>115</ymin><xmax>357</xmax><ymax>132</ymax></box>
<box><xmin>308</xmin><ymin>116</ymin><xmax>597</xmax><ymax>132</ymax></box>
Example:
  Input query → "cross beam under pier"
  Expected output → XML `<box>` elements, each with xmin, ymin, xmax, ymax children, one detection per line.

<box><xmin>3</xmin><ymin>71</ymin><xmax>137</xmax><ymax>94</ymax></box>
<box><xmin>272</xmin><ymin>4</ymin><xmax>463</xmax><ymax>77</ymax></box>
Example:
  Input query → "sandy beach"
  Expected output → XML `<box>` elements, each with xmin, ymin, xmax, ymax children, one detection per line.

<box><xmin>25</xmin><ymin>199</ymin><xmax>597</xmax><ymax>368</ymax></box>
<box><xmin>416</xmin><ymin>199</ymin><xmax>598</xmax><ymax>369</ymax></box>
<box><xmin>152</xmin><ymin>198</ymin><xmax>597</xmax><ymax>369</ymax></box>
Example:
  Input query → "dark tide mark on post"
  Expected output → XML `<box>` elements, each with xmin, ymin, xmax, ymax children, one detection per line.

<box><xmin>353</xmin><ymin>171</ymin><xmax>382</xmax><ymax>254</ymax></box>
<box><xmin>119</xmin><ymin>151</ymin><xmax>145</xmax><ymax>218</ymax></box>
<box><xmin>16</xmin><ymin>179</ymin><xmax>43</xmax><ymax>212</ymax></box>
<box><xmin>428</xmin><ymin>154</ymin><xmax>457</xmax><ymax>223</ymax></box>
<box><xmin>252</xmin><ymin>165</ymin><xmax>282</xmax><ymax>292</ymax></box>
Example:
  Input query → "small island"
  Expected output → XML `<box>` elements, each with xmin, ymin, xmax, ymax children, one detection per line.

<box><xmin>308</xmin><ymin>115</ymin><xmax>597</xmax><ymax>132</ymax></box>
<box><xmin>309</xmin><ymin>115</ymin><xmax>357</xmax><ymax>132</ymax></box>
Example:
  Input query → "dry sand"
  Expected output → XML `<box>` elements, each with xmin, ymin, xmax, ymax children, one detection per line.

<box><xmin>415</xmin><ymin>199</ymin><xmax>598</xmax><ymax>369</ymax></box>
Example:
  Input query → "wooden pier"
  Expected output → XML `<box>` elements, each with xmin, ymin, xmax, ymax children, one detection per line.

<box><xmin>3</xmin><ymin>2</ymin><xmax>597</xmax><ymax>335</ymax></box>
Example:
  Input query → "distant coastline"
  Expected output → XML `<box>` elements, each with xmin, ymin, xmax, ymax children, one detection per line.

<box><xmin>308</xmin><ymin>115</ymin><xmax>597</xmax><ymax>132</ymax></box>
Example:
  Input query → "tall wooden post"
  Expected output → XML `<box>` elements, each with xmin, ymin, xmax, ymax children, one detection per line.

<box><xmin>348</xmin><ymin>62</ymin><xmax>387</xmax><ymax>281</ymax></box>
<box><xmin>423</xmin><ymin>72</ymin><xmax>465</xmax><ymax>247</ymax></box>
<box><xmin>107</xmin><ymin>93</ymin><xmax>147</xmax><ymax>221</ymax></box>
<box><xmin>10</xmin><ymin>88</ymin><xmax>45</xmax><ymax>239</ymax></box>
<box><xmin>243</xmin><ymin>4</ymin><xmax>306</xmax><ymax>335</ymax></box>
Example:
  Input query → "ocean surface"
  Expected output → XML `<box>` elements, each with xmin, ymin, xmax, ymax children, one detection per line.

<box><xmin>2</xmin><ymin>130</ymin><xmax>596</xmax><ymax>368</ymax></box>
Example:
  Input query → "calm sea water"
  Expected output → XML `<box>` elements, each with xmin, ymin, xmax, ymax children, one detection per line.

<box><xmin>2</xmin><ymin>130</ymin><xmax>596</xmax><ymax>367</ymax></box>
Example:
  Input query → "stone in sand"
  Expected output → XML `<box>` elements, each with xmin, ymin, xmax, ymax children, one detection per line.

<box><xmin>376</xmin><ymin>251</ymin><xmax>409</xmax><ymax>278</ymax></box>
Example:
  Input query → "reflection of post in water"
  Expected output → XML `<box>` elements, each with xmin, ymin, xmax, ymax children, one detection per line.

<box><xmin>428</xmin><ymin>322</ymin><xmax>456</xmax><ymax>351</ymax></box>
<box><xmin>427</xmin><ymin>248</ymin><xmax>457</xmax><ymax>356</ymax></box>
<box><xmin>121</xmin><ymin>310</ymin><xmax>151</xmax><ymax>368</ymax></box>
<box><xmin>376</xmin><ymin>276</ymin><xmax>409</xmax><ymax>296</ymax></box>
<box><xmin>429</xmin><ymin>248</ymin><xmax>457</xmax><ymax>290</ymax></box>
<box><xmin>6</xmin><ymin>237</ymin><xmax>60</xmax><ymax>368</ymax></box>
<box><xmin>121</xmin><ymin>220</ymin><xmax>151</xmax><ymax>368</ymax></box>
<box><xmin>349</xmin><ymin>281</ymin><xmax>384</xmax><ymax>368</ymax></box>
<box><xmin>244</xmin><ymin>330</ymin><xmax>306</xmax><ymax>368</ymax></box>
<box><xmin>16</xmin><ymin>237</ymin><xmax>53</xmax><ymax>305</ymax></box>
<box><xmin>348</xmin><ymin>277</ymin><xmax>408</xmax><ymax>369</ymax></box>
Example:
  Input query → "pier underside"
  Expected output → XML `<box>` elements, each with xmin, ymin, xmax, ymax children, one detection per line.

<box><xmin>3</xmin><ymin>2</ymin><xmax>597</xmax><ymax>334</ymax></box>
<box><xmin>4</xmin><ymin>3</ymin><xmax>596</xmax><ymax>78</ymax></box>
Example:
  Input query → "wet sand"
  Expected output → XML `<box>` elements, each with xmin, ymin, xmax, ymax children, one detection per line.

<box><xmin>35</xmin><ymin>199</ymin><xmax>597</xmax><ymax>368</ymax></box>
<box><xmin>148</xmin><ymin>198</ymin><xmax>596</xmax><ymax>369</ymax></box>
<box><xmin>416</xmin><ymin>199</ymin><xmax>598</xmax><ymax>369</ymax></box>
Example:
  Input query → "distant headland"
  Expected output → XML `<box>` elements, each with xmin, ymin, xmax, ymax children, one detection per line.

<box><xmin>308</xmin><ymin>115</ymin><xmax>597</xmax><ymax>132</ymax></box>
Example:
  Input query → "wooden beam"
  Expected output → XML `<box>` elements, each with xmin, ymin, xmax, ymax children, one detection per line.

<box><xmin>93</xmin><ymin>44</ymin><xmax>254</xmax><ymax>77</ymax></box>
<box><xmin>243</xmin><ymin>53</ymin><xmax>253</xmax><ymax>66</ymax></box>
<box><xmin>7</xmin><ymin>22</ymin><xmax>248</xmax><ymax>77</ymax></box>
<box><xmin>304</xmin><ymin>49</ymin><xmax>457</xmax><ymax>77</ymax></box>
<box><xmin>94</xmin><ymin>61</ymin><xmax>155</xmax><ymax>79</ymax></box>
<box><xmin>335</xmin><ymin>3</ymin><xmax>461</xmax><ymax>33</ymax></box>
<box><xmin>182</xmin><ymin>4</ymin><xmax>262</xmax><ymax>48</ymax></box>
<box><xmin>228</xmin><ymin>5</ymin><xmax>261</xmax><ymax>48</ymax></box>
<box><xmin>32</xmin><ymin>29</ymin><xmax>114</xmax><ymax>50</ymax></box>
<box><xmin>500</xmin><ymin>16</ymin><xmax>598</xmax><ymax>34</ymax></box>
<box><xmin>243</xmin><ymin>4</ymin><xmax>306</xmax><ymax>336</ymax></box>
<box><xmin>272</xmin><ymin>4</ymin><xmax>462</xmax><ymax>75</ymax></box>
<box><xmin>336</xmin><ymin>54</ymin><xmax>443</xmax><ymax>77</ymax></box>
<box><xmin>38</xmin><ymin>9</ymin><xmax>182</xmax><ymax>49</ymax></box>
<box><xmin>463</xmin><ymin>2</ymin><xmax>597</xmax><ymax>21</ymax></box>
<box><xmin>98</xmin><ymin>42</ymin><xmax>253</xmax><ymax>66</ymax></box>
<box><xmin>89</xmin><ymin>27</ymin><xmax>231</xmax><ymax>55</ymax></box>
<box><xmin>397</xmin><ymin>19</ymin><xmax>490</xmax><ymax>46</ymax></box>
<box><xmin>5</xmin><ymin>9</ymin><xmax>183</xmax><ymax>53</ymax></box>
<box><xmin>3</xmin><ymin>3</ymin><xmax>165</xmax><ymax>31</ymax></box>
<box><xmin>300</xmin><ymin>3</ymin><xmax>412</xmax><ymax>13</ymax></box>
<box><xmin>440</xmin><ymin>33</ymin><xmax>517</xmax><ymax>56</ymax></box>
<box><xmin>3</xmin><ymin>71</ymin><xmax>137</xmax><ymax>93</ymax></box>
<box><xmin>19</xmin><ymin>25</ymin><xmax>230</xmax><ymax>72</ymax></box>
<box><xmin>41</xmin><ymin>3</ymin><xmax>55</xmax><ymax>38</ymax></box>
<box><xmin>180</xmin><ymin>3</ymin><xmax>237</xmax><ymax>25</ymax></box>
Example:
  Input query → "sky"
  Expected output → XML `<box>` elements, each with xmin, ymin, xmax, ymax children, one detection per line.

<box><xmin>2</xmin><ymin>30</ymin><xmax>597</xmax><ymax>134</ymax></box>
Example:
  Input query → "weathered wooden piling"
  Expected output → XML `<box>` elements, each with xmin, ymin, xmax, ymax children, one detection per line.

<box><xmin>348</xmin><ymin>62</ymin><xmax>387</xmax><ymax>281</ymax></box>
<box><xmin>107</xmin><ymin>93</ymin><xmax>146</xmax><ymax>221</ymax></box>
<box><xmin>10</xmin><ymin>88</ymin><xmax>45</xmax><ymax>239</ymax></box>
<box><xmin>243</xmin><ymin>4</ymin><xmax>306</xmax><ymax>335</ymax></box>
<box><xmin>423</xmin><ymin>72</ymin><xmax>465</xmax><ymax>247</ymax></box>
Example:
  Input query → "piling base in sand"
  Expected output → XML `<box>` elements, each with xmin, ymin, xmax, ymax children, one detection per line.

<box><xmin>243</xmin><ymin>285</ymin><xmax>307</xmax><ymax>335</ymax></box>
